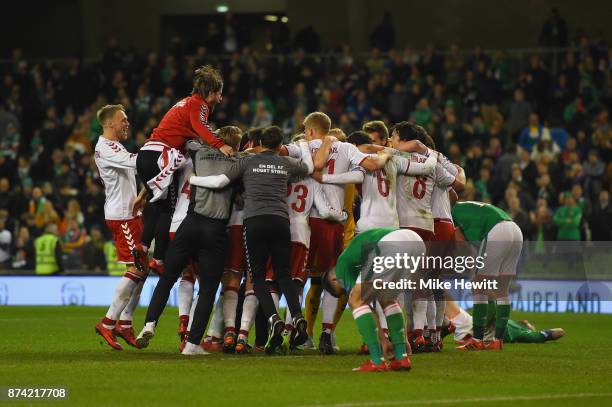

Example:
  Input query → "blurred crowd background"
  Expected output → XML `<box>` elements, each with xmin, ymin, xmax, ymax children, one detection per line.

<box><xmin>0</xmin><ymin>8</ymin><xmax>610</xmax><ymax>273</ymax></box>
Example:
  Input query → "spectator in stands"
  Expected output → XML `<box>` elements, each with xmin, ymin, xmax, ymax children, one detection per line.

<box><xmin>589</xmin><ymin>190</ymin><xmax>612</xmax><ymax>240</ymax></box>
<box><xmin>508</xmin><ymin>89</ymin><xmax>532</xmax><ymax>138</ymax></box>
<box><xmin>592</xmin><ymin>108</ymin><xmax>612</xmax><ymax>162</ymax></box>
<box><xmin>507</xmin><ymin>196</ymin><xmax>531</xmax><ymax>236</ymax></box>
<box><xmin>519</xmin><ymin>113</ymin><xmax>544</xmax><ymax>153</ymax></box>
<box><xmin>388</xmin><ymin>82</ymin><xmax>407</xmax><ymax>123</ymax></box>
<box><xmin>10</xmin><ymin>226</ymin><xmax>34</xmax><ymax>270</ymax></box>
<box><xmin>531</xmin><ymin>133</ymin><xmax>561</xmax><ymax>162</ymax></box>
<box><xmin>410</xmin><ymin>98</ymin><xmax>433</xmax><ymax>128</ymax></box>
<box><xmin>34</xmin><ymin>223</ymin><xmax>63</xmax><ymax>275</ymax></box>
<box><xmin>583</xmin><ymin>149</ymin><xmax>606</xmax><ymax>200</ymax></box>
<box><xmin>370</xmin><ymin>12</ymin><xmax>394</xmax><ymax>52</ymax></box>
<box><xmin>475</xmin><ymin>167</ymin><xmax>492</xmax><ymax>202</ymax></box>
<box><xmin>82</xmin><ymin>225</ymin><xmax>106</xmax><ymax>272</ymax></box>
<box><xmin>1</xmin><ymin>122</ymin><xmax>20</xmax><ymax>160</ymax></box>
<box><xmin>34</xmin><ymin>201</ymin><xmax>59</xmax><ymax>230</ymax></box>
<box><xmin>539</xmin><ymin>8</ymin><xmax>568</xmax><ymax>48</ymax></box>
<box><xmin>251</xmin><ymin>101</ymin><xmax>273</xmax><ymax>128</ymax></box>
<box><xmin>553</xmin><ymin>192</ymin><xmax>582</xmax><ymax>241</ymax></box>
<box><xmin>0</xmin><ymin>217</ymin><xmax>11</xmax><ymax>270</ymax></box>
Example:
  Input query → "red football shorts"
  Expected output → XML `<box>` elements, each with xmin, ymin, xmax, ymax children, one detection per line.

<box><xmin>105</xmin><ymin>217</ymin><xmax>143</xmax><ymax>263</ymax></box>
<box><xmin>306</xmin><ymin>218</ymin><xmax>344</xmax><ymax>277</ymax></box>
<box><xmin>264</xmin><ymin>242</ymin><xmax>309</xmax><ymax>282</ymax></box>
<box><xmin>404</xmin><ymin>226</ymin><xmax>435</xmax><ymax>242</ymax></box>
<box><xmin>433</xmin><ymin>219</ymin><xmax>455</xmax><ymax>242</ymax></box>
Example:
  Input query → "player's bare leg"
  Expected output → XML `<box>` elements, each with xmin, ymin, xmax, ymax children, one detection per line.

<box><xmin>97</xmin><ymin>263</ymin><xmax>148</xmax><ymax>350</ymax></box>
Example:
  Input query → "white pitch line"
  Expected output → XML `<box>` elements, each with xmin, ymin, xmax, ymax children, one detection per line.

<box><xmin>294</xmin><ymin>392</ymin><xmax>612</xmax><ymax>407</ymax></box>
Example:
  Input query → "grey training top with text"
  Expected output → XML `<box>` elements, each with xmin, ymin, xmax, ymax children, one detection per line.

<box><xmin>227</xmin><ymin>151</ymin><xmax>309</xmax><ymax>220</ymax></box>
<box><xmin>187</xmin><ymin>141</ymin><xmax>237</xmax><ymax>220</ymax></box>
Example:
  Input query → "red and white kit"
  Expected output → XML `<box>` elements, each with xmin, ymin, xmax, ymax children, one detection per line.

<box><xmin>147</xmin><ymin>94</ymin><xmax>224</xmax><ymax>150</ymax></box>
<box><xmin>266</xmin><ymin>178</ymin><xmax>346</xmax><ymax>282</ymax></box>
<box><xmin>431</xmin><ymin>153</ymin><xmax>458</xmax><ymax>242</ymax></box>
<box><xmin>169</xmin><ymin>158</ymin><xmax>194</xmax><ymax>239</ymax></box>
<box><xmin>356</xmin><ymin>151</ymin><xmax>435</xmax><ymax>232</ymax></box>
<box><xmin>95</xmin><ymin>136</ymin><xmax>143</xmax><ymax>263</ymax></box>
<box><xmin>396</xmin><ymin>153</ymin><xmax>455</xmax><ymax>241</ymax></box>
<box><xmin>307</xmin><ymin>139</ymin><xmax>368</xmax><ymax>271</ymax></box>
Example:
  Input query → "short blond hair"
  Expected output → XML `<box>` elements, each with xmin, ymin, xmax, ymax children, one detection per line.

<box><xmin>217</xmin><ymin>126</ymin><xmax>243</xmax><ymax>150</ymax></box>
<box><xmin>329</xmin><ymin>128</ymin><xmax>347</xmax><ymax>142</ymax></box>
<box><xmin>97</xmin><ymin>104</ymin><xmax>125</xmax><ymax>127</ymax></box>
<box><xmin>303</xmin><ymin>112</ymin><xmax>331</xmax><ymax>135</ymax></box>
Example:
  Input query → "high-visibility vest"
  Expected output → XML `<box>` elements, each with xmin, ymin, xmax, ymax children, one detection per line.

<box><xmin>104</xmin><ymin>241</ymin><xmax>125</xmax><ymax>276</ymax></box>
<box><xmin>34</xmin><ymin>234</ymin><xmax>59</xmax><ymax>275</ymax></box>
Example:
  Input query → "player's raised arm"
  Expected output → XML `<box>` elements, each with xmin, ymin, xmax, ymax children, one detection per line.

<box><xmin>359</xmin><ymin>149</ymin><xmax>392</xmax><ymax>171</ymax></box>
<box><xmin>321</xmin><ymin>169</ymin><xmax>365</xmax><ymax>185</ymax></box>
<box><xmin>189</xmin><ymin>155</ymin><xmax>246</xmax><ymax>189</ymax></box>
<box><xmin>297</xmin><ymin>140</ymin><xmax>314</xmax><ymax>175</ymax></box>
<box><xmin>394</xmin><ymin>150</ymin><xmax>437</xmax><ymax>176</ymax></box>
<box><xmin>313</xmin><ymin>135</ymin><xmax>336</xmax><ymax>171</ymax></box>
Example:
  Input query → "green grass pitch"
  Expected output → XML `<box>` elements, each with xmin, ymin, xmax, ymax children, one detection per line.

<box><xmin>1</xmin><ymin>307</ymin><xmax>612</xmax><ymax>407</ymax></box>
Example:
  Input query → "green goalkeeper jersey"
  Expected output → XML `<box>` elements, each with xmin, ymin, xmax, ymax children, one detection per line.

<box><xmin>451</xmin><ymin>201</ymin><xmax>512</xmax><ymax>243</ymax></box>
<box><xmin>335</xmin><ymin>227</ymin><xmax>397</xmax><ymax>292</ymax></box>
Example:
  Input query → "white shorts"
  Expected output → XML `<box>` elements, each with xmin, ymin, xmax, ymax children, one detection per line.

<box><xmin>356</xmin><ymin>229</ymin><xmax>425</xmax><ymax>300</ymax></box>
<box><xmin>480</xmin><ymin>221</ymin><xmax>523</xmax><ymax>276</ymax></box>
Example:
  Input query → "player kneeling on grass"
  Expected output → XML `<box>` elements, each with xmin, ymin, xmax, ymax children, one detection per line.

<box><xmin>322</xmin><ymin>227</ymin><xmax>425</xmax><ymax>372</ymax></box>
<box><xmin>451</xmin><ymin>201</ymin><xmax>523</xmax><ymax>351</ymax></box>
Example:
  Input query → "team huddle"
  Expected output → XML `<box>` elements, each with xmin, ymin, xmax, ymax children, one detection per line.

<box><xmin>92</xmin><ymin>65</ymin><xmax>562</xmax><ymax>372</ymax></box>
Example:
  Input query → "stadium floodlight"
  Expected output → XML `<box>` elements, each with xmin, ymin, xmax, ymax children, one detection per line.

<box><xmin>264</xmin><ymin>15</ymin><xmax>279</xmax><ymax>22</ymax></box>
<box><xmin>216</xmin><ymin>5</ymin><xmax>229</xmax><ymax>13</ymax></box>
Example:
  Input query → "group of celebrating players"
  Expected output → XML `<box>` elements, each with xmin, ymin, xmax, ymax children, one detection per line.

<box><xmin>92</xmin><ymin>65</ymin><xmax>531</xmax><ymax>372</ymax></box>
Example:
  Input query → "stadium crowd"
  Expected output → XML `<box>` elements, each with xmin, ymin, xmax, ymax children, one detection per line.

<box><xmin>0</xmin><ymin>31</ymin><xmax>611</xmax><ymax>272</ymax></box>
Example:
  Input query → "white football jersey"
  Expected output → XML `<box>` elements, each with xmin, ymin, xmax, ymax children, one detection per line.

<box><xmin>358</xmin><ymin>153</ymin><xmax>433</xmax><ymax>232</ymax></box>
<box><xmin>288</xmin><ymin>177</ymin><xmax>346</xmax><ymax>247</ymax></box>
<box><xmin>308</xmin><ymin>139</ymin><xmax>368</xmax><ymax>219</ymax></box>
<box><xmin>397</xmin><ymin>155</ymin><xmax>455</xmax><ymax>231</ymax></box>
<box><xmin>94</xmin><ymin>136</ymin><xmax>138</xmax><ymax>221</ymax></box>
<box><xmin>169</xmin><ymin>159</ymin><xmax>193</xmax><ymax>233</ymax></box>
<box><xmin>431</xmin><ymin>153</ymin><xmax>458</xmax><ymax>221</ymax></box>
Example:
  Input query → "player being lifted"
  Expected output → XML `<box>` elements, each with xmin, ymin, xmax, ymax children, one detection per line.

<box><xmin>322</xmin><ymin>227</ymin><xmax>426</xmax><ymax>372</ymax></box>
<box><xmin>94</xmin><ymin>104</ymin><xmax>148</xmax><ymax>350</ymax></box>
<box><xmin>136</xmin><ymin>65</ymin><xmax>230</xmax><ymax>274</ymax></box>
